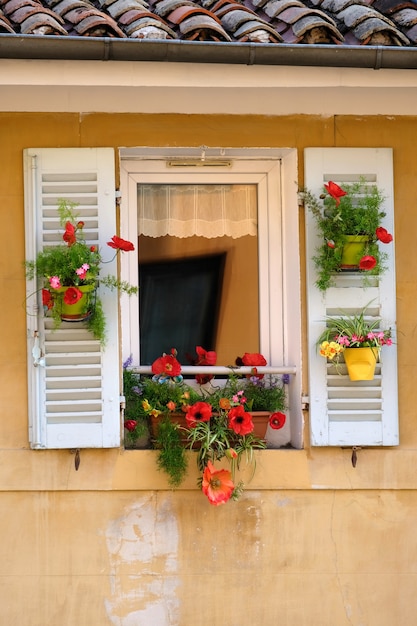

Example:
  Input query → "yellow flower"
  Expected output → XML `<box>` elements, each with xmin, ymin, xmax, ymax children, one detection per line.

<box><xmin>142</xmin><ymin>399</ymin><xmax>151</xmax><ymax>411</ymax></box>
<box><xmin>320</xmin><ymin>340</ymin><xmax>344</xmax><ymax>360</ymax></box>
<box><xmin>150</xmin><ymin>409</ymin><xmax>161</xmax><ymax>417</ymax></box>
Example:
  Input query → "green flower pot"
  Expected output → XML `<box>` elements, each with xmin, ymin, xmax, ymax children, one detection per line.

<box><xmin>340</xmin><ymin>235</ymin><xmax>368</xmax><ymax>270</ymax></box>
<box><xmin>54</xmin><ymin>284</ymin><xmax>96</xmax><ymax>321</ymax></box>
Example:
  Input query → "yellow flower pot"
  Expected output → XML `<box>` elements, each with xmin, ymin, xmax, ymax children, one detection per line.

<box><xmin>343</xmin><ymin>347</ymin><xmax>379</xmax><ymax>381</ymax></box>
<box><xmin>340</xmin><ymin>235</ymin><xmax>368</xmax><ymax>270</ymax></box>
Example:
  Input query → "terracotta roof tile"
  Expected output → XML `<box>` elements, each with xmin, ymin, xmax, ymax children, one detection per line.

<box><xmin>0</xmin><ymin>0</ymin><xmax>414</xmax><ymax>44</ymax></box>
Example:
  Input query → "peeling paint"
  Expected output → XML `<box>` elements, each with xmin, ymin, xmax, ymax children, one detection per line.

<box><xmin>105</xmin><ymin>495</ymin><xmax>180</xmax><ymax>626</ymax></box>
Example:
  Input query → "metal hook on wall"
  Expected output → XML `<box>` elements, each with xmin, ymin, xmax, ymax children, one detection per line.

<box><xmin>351</xmin><ymin>446</ymin><xmax>361</xmax><ymax>468</ymax></box>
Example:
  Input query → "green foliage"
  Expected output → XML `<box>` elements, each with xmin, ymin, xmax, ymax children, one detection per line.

<box><xmin>155</xmin><ymin>418</ymin><xmax>188</xmax><ymax>488</ymax></box>
<box><xmin>203</xmin><ymin>372</ymin><xmax>287</xmax><ymax>413</ymax></box>
<box><xmin>317</xmin><ymin>305</ymin><xmax>392</xmax><ymax>349</ymax></box>
<box><xmin>304</xmin><ymin>180</ymin><xmax>388</xmax><ymax>291</ymax></box>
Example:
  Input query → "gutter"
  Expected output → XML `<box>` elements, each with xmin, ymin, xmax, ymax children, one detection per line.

<box><xmin>1</xmin><ymin>34</ymin><xmax>417</xmax><ymax>69</ymax></box>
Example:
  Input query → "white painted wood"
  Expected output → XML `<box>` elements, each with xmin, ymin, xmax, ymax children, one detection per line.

<box><xmin>24</xmin><ymin>148</ymin><xmax>121</xmax><ymax>449</ymax></box>
<box><xmin>305</xmin><ymin>148</ymin><xmax>398</xmax><ymax>447</ymax></box>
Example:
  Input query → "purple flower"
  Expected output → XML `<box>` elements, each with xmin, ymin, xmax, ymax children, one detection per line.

<box><xmin>132</xmin><ymin>386</ymin><xmax>142</xmax><ymax>396</ymax></box>
<box><xmin>123</xmin><ymin>354</ymin><xmax>133</xmax><ymax>369</ymax></box>
<box><xmin>282</xmin><ymin>374</ymin><xmax>290</xmax><ymax>385</ymax></box>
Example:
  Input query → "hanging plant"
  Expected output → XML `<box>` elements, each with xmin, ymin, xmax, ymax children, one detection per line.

<box><xmin>303</xmin><ymin>179</ymin><xmax>393</xmax><ymax>291</ymax></box>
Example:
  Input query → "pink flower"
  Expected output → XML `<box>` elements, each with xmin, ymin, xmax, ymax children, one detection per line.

<box><xmin>49</xmin><ymin>276</ymin><xmax>61</xmax><ymax>289</ymax></box>
<box><xmin>76</xmin><ymin>263</ymin><xmax>90</xmax><ymax>279</ymax></box>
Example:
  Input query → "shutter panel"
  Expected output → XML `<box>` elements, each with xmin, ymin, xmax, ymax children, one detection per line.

<box><xmin>24</xmin><ymin>148</ymin><xmax>121</xmax><ymax>449</ymax></box>
<box><xmin>305</xmin><ymin>148</ymin><xmax>398</xmax><ymax>447</ymax></box>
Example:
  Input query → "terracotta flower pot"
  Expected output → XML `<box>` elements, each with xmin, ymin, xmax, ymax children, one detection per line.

<box><xmin>249</xmin><ymin>411</ymin><xmax>271</xmax><ymax>439</ymax></box>
<box><xmin>343</xmin><ymin>347</ymin><xmax>379</xmax><ymax>381</ymax></box>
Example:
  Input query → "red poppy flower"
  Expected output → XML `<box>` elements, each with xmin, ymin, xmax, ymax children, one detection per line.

<box><xmin>185</xmin><ymin>401</ymin><xmax>212</xmax><ymax>427</ymax></box>
<box><xmin>124</xmin><ymin>420</ymin><xmax>137</xmax><ymax>432</ymax></box>
<box><xmin>195</xmin><ymin>345</ymin><xmax>217</xmax><ymax>384</ymax></box>
<box><xmin>202</xmin><ymin>461</ymin><xmax>234</xmax><ymax>506</ymax></box>
<box><xmin>359</xmin><ymin>255</ymin><xmax>377</xmax><ymax>271</ymax></box>
<box><xmin>269</xmin><ymin>412</ymin><xmax>286</xmax><ymax>430</ymax></box>
<box><xmin>77</xmin><ymin>221</ymin><xmax>85</xmax><ymax>229</ymax></box>
<box><xmin>151</xmin><ymin>354</ymin><xmax>181</xmax><ymax>377</ymax></box>
<box><xmin>63</xmin><ymin>287</ymin><xmax>83</xmax><ymax>305</ymax></box>
<box><xmin>376</xmin><ymin>226</ymin><xmax>393</xmax><ymax>244</ymax></box>
<box><xmin>63</xmin><ymin>221</ymin><xmax>76</xmax><ymax>246</ymax></box>
<box><xmin>324</xmin><ymin>181</ymin><xmax>347</xmax><ymax>207</ymax></box>
<box><xmin>228</xmin><ymin>405</ymin><xmax>254</xmax><ymax>435</ymax></box>
<box><xmin>42</xmin><ymin>289</ymin><xmax>53</xmax><ymax>310</ymax></box>
<box><xmin>107</xmin><ymin>235</ymin><xmax>135</xmax><ymax>252</ymax></box>
<box><xmin>241</xmin><ymin>353</ymin><xmax>267</xmax><ymax>368</ymax></box>
<box><xmin>240</xmin><ymin>352</ymin><xmax>267</xmax><ymax>379</ymax></box>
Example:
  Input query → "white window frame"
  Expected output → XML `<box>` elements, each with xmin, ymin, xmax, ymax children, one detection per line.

<box><xmin>119</xmin><ymin>148</ymin><xmax>303</xmax><ymax>449</ymax></box>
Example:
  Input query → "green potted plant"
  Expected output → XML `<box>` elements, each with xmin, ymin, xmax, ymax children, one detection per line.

<box><xmin>25</xmin><ymin>198</ymin><xmax>137</xmax><ymax>344</ymax></box>
<box><xmin>317</xmin><ymin>306</ymin><xmax>393</xmax><ymax>380</ymax></box>
<box><xmin>123</xmin><ymin>348</ymin><xmax>288</xmax><ymax>504</ymax></box>
<box><xmin>303</xmin><ymin>179</ymin><xmax>393</xmax><ymax>291</ymax></box>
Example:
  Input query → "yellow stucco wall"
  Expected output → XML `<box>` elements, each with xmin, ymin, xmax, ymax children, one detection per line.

<box><xmin>2</xmin><ymin>112</ymin><xmax>417</xmax><ymax>625</ymax></box>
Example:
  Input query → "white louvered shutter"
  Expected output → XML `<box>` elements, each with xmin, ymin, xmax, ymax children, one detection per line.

<box><xmin>24</xmin><ymin>148</ymin><xmax>121</xmax><ymax>449</ymax></box>
<box><xmin>305</xmin><ymin>148</ymin><xmax>398</xmax><ymax>447</ymax></box>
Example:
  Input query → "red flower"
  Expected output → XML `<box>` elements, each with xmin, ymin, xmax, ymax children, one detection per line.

<box><xmin>186</xmin><ymin>401</ymin><xmax>212</xmax><ymax>427</ymax></box>
<box><xmin>376</xmin><ymin>226</ymin><xmax>393</xmax><ymax>244</ymax></box>
<box><xmin>107</xmin><ymin>235</ymin><xmax>135</xmax><ymax>252</ymax></box>
<box><xmin>151</xmin><ymin>354</ymin><xmax>181</xmax><ymax>377</ymax></box>
<box><xmin>228</xmin><ymin>405</ymin><xmax>254</xmax><ymax>436</ymax></box>
<box><xmin>269</xmin><ymin>412</ymin><xmax>286</xmax><ymax>430</ymax></box>
<box><xmin>90</xmin><ymin>246</ymin><xmax>97</xmax><ymax>252</ymax></box>
<box><xmin>359</xmin><ymin>255</ymin><xmax>377</xmax><ymax>271</ymax></box>
<box><xmin>63</xmin><ymin>287</ymin><xmax>83</xmax><ymax>305</ymax></box>
<box><xmin>42</xmin><ymin>289</ymin><xmax>53</xmax><ymax>310</ymax></box>
<box><xmin>241</xmin><ymin>353</ymin><xmax>267</xmax><ymax>368</ymax></box>
<box><xmin>124</xmin><ymin>420</ymin><xmax>137</xmax><ymax>432</ymax></box>
<box><xmin>324</xmin><ymin>181</ymin><xmax>347</xmax><ymax>207</ymax></box>
<box><xmin>240</xmin><ymin>352</ymin><xmax>267</xmax><ymax>379</ymax></box>
<box><xmin>202</xmin><ymin>461</ymin><xmax>234</xmax><ymax>506</ymax></box>
<box><xmin>195</xmin><ymin>345</ymin><xmax>217</xmax><ymax>384</ymax></box>
<box><xmin>63</xmin><ymin>221</ymin><xmax>76</xmax><ymax>246</ymax></box>
<box><xmin>77</xmin><ymin>221</ymin><xmax>85</xmax><ymax>229</ymax></box>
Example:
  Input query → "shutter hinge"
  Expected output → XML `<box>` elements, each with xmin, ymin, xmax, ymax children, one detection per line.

<box><xmin>32</xmin><ymin>331</ymin><xmax>45</xmax><ymax>367</ymax></box>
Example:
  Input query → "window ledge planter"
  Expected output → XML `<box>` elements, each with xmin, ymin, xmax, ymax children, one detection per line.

<box><xmin>123</xmin><ymin>349</ymin><xmax>289</xmax><ymax>505</ymax></box>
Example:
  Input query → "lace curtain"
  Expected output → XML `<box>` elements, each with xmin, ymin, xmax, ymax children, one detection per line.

<box><xmin>137</xmin><ymin>184</ymin><xmax>257</xmax><ymax>239</ymax></box>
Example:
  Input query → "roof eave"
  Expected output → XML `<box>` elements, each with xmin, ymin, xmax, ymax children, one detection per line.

<box><xmin>1</xmin><ymin>34</ymin><xmax>417</xmax><ymax>70</ymax></box>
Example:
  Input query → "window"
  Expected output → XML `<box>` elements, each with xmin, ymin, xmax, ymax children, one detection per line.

<box><xmin>24</xmin><ymin>147</ymin><xmax>302</xmax><ymax>450</ymax></box>
<box><xmin>120</xmin><ymin>148</ymin><xmax>303</xmax><ymax>449</ymax></box>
